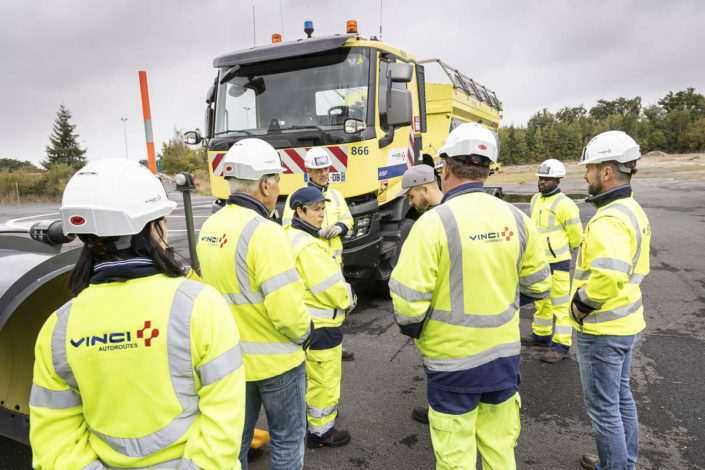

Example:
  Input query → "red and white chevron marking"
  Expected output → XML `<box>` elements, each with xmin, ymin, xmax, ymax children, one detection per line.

<box><xmin>211</xmin><ymin>152</ymin><xmax>227</xmax><ymax>176</ymax></box>
<box><xmin>279</xmin><ymin>146</ymin><xmax>348</xmax><ymax>174</ymax></box>
<box><xmin>406</xmin><ymin>130</ymin><xmax>415</xmax><ymax>169</ymax></box>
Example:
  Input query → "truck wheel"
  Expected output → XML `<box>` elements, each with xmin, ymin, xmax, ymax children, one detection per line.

<box><xmin>376</xmin><ymin>218</ymin><xmax>415</xmax><ymax>296</ymax></box>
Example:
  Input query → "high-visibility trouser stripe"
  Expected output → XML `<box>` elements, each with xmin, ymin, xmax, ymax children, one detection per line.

<box><xmin>81</xmin><ymin>461</ymin><xmax>107</xmax><ymax>470</ymax></box>
<box><xmin>260</xmin><ymin>268</ymin><xmax>300</xmax><ymax>296</ymax></box>
<box><xmin>308</xmin><ymin>419</ymin><xmax>336</xmax><ymax>436</ymax></box>
<box><xmin>552</xmin><ymin>294</ymin><xmax>570</xmax><ymax>306</ymax></box>
<box><xmin>235</xmin><ymin>217</ymin><xmax>266</xmax><ymax>301</ymax></box>
<box><xmin>532</xmin><ymin>317</ymin><xmax>553</xmax><ymax>327</ymax></box>
<box><xmin>84</xmin><ymin>280</ymin><xmax>206</xmax><ymax>458</ymax></box>
<box><xmin>545</xmin><ymin>243</ymin><xmax>570</xmax><ymax>257</ymax></box>
<box><xmin>577</xmin><ymin>287</ymin><xmax>604</xmax><ymax>310</ymax></box>
<box><xmin>423</xmin><ymin>341</ymin><xmax>521</xmax><ymax>372</ymax></box>
<box><xmin>564</xmin><ymin>217</ymin><xmax>581</xmax><ymax>226</ymax></box>
<box><xmin>309</xmin><ymin>270</ymin><xmax>345</xmax><ymax>295</ymax></box>
<box><xmin>309</xmin><ymin>307</ymin><xmax>337</xmax><ymax>319</ymax></box>
<box><xmin>587</xmin><ymin>297</ymin><xmax>643</xmax><ymax>323</ymax></box>
<box><xmin>240</xmin><ymin>341</ymin><xmax>301</xmax><ymax>355</ymax></box>
<box><xmin>388</xmin><ymin>278</ymin><xmax>433</xmax><ymax>303</ymax></box>
<box><xmin>110</xmin><ymin>458</ymin><xmax>188</xmax><ymax>469</ymax></box>
<box><xmin>196</xmin><ymin>345</ymin><xmax>243</xmax><ymax>387</ymax></box>
<box><xmin>307</xmin><ymin>404</ymin><xmax>338</xmax><ymax>419</ymax></box>
<box><xmin>222</xmin><ymin>291</ymin><xmax>264</xmax><ymax>305</ymax></box>
<box><xmin>29</xmin><ymin>384</ymin><xmax>82</xmax><ymax>409</ymax></box>
<box><xmin>591</xmin><ymin>257</ymin><xmax>632</xmax><ymax>274</ymax></box>
<box><xmin>554</xmin><ymin>325</ymin><xmax>573</xmax><ymax>335</ymax></box>
<box><xmin>573</xmin><ymin>268</ymin><xmax>645</xmax><ymax>285</ymax></box>
<box><xmin>429</xmin><ymin>292</ymin><xmax>519</xmax><ymax>329</ymax></box>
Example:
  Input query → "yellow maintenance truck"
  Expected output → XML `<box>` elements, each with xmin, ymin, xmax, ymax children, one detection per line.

<box><xmin>188</xmin><ymin>20</ymin><xmax>503</xmax><ymax>282</ymax></box>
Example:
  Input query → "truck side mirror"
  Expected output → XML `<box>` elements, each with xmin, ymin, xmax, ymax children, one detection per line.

<box><xmin>183</xmin><ymin>130</ymin><xmax>203</xmax><ymax>145</ymax></box>
<box><xmin>387</xmin><ymin>88</ymin><xmax>412</xmax><ymax>126</ymax></box>
<box><xmin>388</xmin><ymin>62</ymin><xmax>413</xmax><ymax>83</ymax></box>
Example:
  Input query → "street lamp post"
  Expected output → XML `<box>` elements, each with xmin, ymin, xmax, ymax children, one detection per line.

<box><xmin>120</xmin><ymin>118</ymin><xmax>129</xmax><ymax>159</ymax></box>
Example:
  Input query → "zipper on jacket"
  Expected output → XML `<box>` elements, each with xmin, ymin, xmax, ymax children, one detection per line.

<box><xmin>547</xmin><ymin>238</ymin><xmax>557</xmax><ymax>258</ymax></box>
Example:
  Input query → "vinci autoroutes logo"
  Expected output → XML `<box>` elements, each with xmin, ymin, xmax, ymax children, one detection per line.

<box><xmin>200</xmin><ymin>233</ymin><xmax>228</xmax><ymax>248</ymax></box>
<box><xmin>468</xmin><ymin>227</ymin><xmax>515</xmax><ymax>243</ymax></box>
<box><xmin>70</xmin><ymin>321</ymin><xmax>160</xmax><ymax>352</ymax></box>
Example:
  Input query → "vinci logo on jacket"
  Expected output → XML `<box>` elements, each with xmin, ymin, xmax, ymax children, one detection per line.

<box><xmin>70</xmin><ymin>320</ymin><xmax>159</xmax><ymax>351</ymax></box>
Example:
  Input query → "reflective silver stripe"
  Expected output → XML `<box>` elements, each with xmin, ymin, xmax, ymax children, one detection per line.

<box><xmin>309</xmin><ymin>307</ymin><xmax>336</xmax><ymax>319</ymax></box>
<box><xmin>573</xmin><ymin>268</ymin><xmax>590</xmax><ymax>281</ymax></box>
<box><xmin>423</xmin><ymin>341</ymin><xmax>521</xmax><ymax>372</ymax></box>
<box><xmin>307</xmin><ymin>404</ymin><xmax>338</xmax><ymax>419</ymax></box>
<box><xmin>110</xmin><ymin>458</ymin><xmax>183</xmax><ymax>469</ymax></box>
<box><xmin>52</xmin><ymin>302</ymin><xmax>78</xmax><ymax>390</ymax></box>
<box><xmin>332</xmin><ymin>249</ymin><xmax>343</xmax><ymax>257</ymax></box>
<box><xmin>545</xmin><ymin>243</ymin><xmax>570</xmax><ymax>257</ymax></box>
<box><xmin>389</xmin><ymin>278</ymin><xmax>433</xmax><ymax>303</ymax></box>
<box><xmin>554</xmin><ymin>325</ymin><xmax>573</xmax><ymax>335</ymax></box>
<box><xmin>532</xmin><ymin>317</ymin><xmax>553</xmax><ymax>327</ymax></box>
<box><xmin>29</xmin><ymin>384</ymin><xmax>82</xmax><ymax>409</ymax></box>
<box><xmin>308</xmin><ymin>419</ymin><xmax>335</xmax><ymax>436</ymax></box>
<box><xmin>629</xmin><ymin>273</ymin><xmax>646</xmax><ymax>284</ymax></box>
<box><xmin>546</xmin><ymin>194</ymin><xmax>567</xmax><ymax>228</ymax></box>
<box><xmin>309</xmin><ymin>270</ymin><xmax>344</xmax><ymax>295</ymax></box>
<box><xmin>429</xmin><ymin>292</ymin><xmax>519</xmax><ymax>329</ymax></box>
<box><xmin>260</xmin><ymin>268</ymin><xmax>299</xmax><ymax>296</ymax></box>
<box><xmin>81</xmin><ymin>461</ymin><xmax>107</xmax><ymax>470</ymax></box>
<box><xmin>393</xmin><ymin>307</ymin><xmax>427</xmax><ymax>326</ymax></box>
<box><xmin>588</xmin><ymin>297</ymin><xmax>643</xmax><ymax>323</ymax></box>
<box><xmin>291</xmin><ymin>323</ymin><xmax>312</xmax><ymax>345</ymax></box>
<box><xmin>222</xmin><ymin>291</ymin><xmax>264</xmax><ymax>305</ymax></box>
<box><xmin>282</xmin><ymin>217</ymin><xmax>292</xmax><ymax>226</ymax></box>
<box><xmin>290</xmin><ymin>230</ymin><xmax>308</xmax><ymax>250</ymax></box>
<box><xmin>89</xmin><ymin>280</ymin><xmax>205</xmax><ymax>458</ymax></box>
<box><xmin>551</xmin><ymin>294</ymin><xmax>570</xmax><ymax>306</ymax></box>
<box><xmin>435</xmin><ymin>205</ymin><xmax>465</xmax><ymax>316</ymax></box>
<box><xmin>196</xmin><ymin>345</ymin><xmax>243</xmax><ymax>387</ymax></box>
<box><xmin>529</xmin><ymin>195</ymin><xmax>537</xmax><ymax>216</ymax></box>
<box><xmin>577</xmin><ymin>286</ymin><xmax>604</xmax><ymax>310</ymax></box>
<box><xmin>609</xmin><ymin>203</ymin><xmax>642</xmax><ymax>275</ymax></box>
<box><xmin>591</xmin><ymin>257</ymin><xmax>631</xmax><ymax>275</ymax></box>
<box><xmin>234</xmin><ymin>217</ymin><xmax>266</xmax><ymax>304</ymax></box>
<box><xmin>506</xmin><ymin>204</ymin><xmax>528</xmax><ymax>274</ymax></box>
<box><xmin>520</xmin><ymin>265</ymin><xmax>551</xmax><ymax>289</ymax></box>
<box><xmin>538</xmin><ymin>225</ymin><xmax>564</xmax><ymax>234</ymax></box>
<box><xmin>564</xmin><ymin>217</ymin><xmax>581</xmax><ymax>226</ymax></box>
<box><xmin>329</xmin><ymin>188</ymin><xmax>340</xmax><ymax>206</ymax></box>
<box><xmin>240</xmin><ymin>341</ymin><xmax>300</xmax><ymax>355</ymax></box>
<box><xmin>340</xmin><ymin>212</ymin><xmax>352</xmax><ymax>220</ymax></box>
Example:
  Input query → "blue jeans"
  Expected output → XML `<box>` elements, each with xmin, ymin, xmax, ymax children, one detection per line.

<box><xmin>239</xmin><ymin>361</ymin><xmax>306</xmax><ymax>470</ymax></box>
<box><xmin>576</xmin><ymin>331</ymin><xmax>642</xmax><ymax>470</ymax></box>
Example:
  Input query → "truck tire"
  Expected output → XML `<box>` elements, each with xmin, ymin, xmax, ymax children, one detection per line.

<box><xmin>376</xmin><ymin>218</ymin><xmax>415</xmax><ymax>296</ymax></box>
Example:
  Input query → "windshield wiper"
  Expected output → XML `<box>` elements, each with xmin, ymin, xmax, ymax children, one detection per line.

<box><xmin>278</xmin><ymin>125</ymin><xmax>341</xmax><ymax>145</ymax></box>
<box><xmin>213</xmin><ymin>129</ymin><xmax>254</xmax><ymax>136</ymax></box>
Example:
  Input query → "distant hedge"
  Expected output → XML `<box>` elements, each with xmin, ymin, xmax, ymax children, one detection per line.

<box><xmin>0</xmin><ymin>164</ymin><xmax>75</xmax><ymax>203</ymax></box>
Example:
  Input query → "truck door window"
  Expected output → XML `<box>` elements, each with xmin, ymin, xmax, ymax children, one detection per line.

<box><xmin>378</xmin><ymin>59</ymin><xmax>408</xmax><ymax>133</ymax></box>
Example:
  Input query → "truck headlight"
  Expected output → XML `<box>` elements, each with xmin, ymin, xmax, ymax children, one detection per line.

<box><xmin>344</xmin><ymin>215</ymin><xmax>373</xmax><ymax>240</ymax></box>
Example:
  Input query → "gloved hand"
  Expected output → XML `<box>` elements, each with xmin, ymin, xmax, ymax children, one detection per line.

<box><xmin>345</xmin><ymin>285</ymin><xmax>357</xmax><ymax>314</ymax></box>
<box><xmin>319</xmin><ymin>225</ymin><xmax>343</xmax><ymax>239</ymax></box>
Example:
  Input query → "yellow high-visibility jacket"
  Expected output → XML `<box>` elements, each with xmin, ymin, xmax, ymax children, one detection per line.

<box><xmin>530</xmin><ymin>190</ymin><xmax>583</xmax><ymax>263</ymax></box>
<box><xmin>569</xmin><ymin>189</ymin><xmax>651</xmax><ymax>335</ymax></box>
<box><xmin>30</xmin><ymin>275</ymin><xmax>245</xmax><ymax>470</ymax></box>
<box><xmin>286</xmin><ymin>224</ymin><xmax>352</xmax><ymax>329</ymax></box>
<box><xmin>197</xmin><ymin>201</ymin><xmax>312</xmax><ymax>382</ymax></box>
<box><xmin>282</xmin><ymin>185</ymin><xmax>353</xmax><ymax>263</ymax></box>
<box><xmin>390</xmin><ymin>184</ymin><xmax>551</xmax><ymax>392</ymax></box>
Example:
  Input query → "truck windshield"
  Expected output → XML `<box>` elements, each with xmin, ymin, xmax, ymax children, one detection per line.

<box><xmin>214</xmin><ymin>47</ymin><xmax>370</xmax><ymax>136</ymax></box>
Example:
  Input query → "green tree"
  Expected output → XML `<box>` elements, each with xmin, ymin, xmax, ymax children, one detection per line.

<box><xmin>43</xmin><ymin>104</ymin><xmax>87</xmax><ymax>170</ymax></box>
<box><xmin>0</xmin><ymin>158</ymin><xmax>38</xmax><ymax>172</ymax></box>
<box><xmin>159</xmin><ymin>129</ymin><xmax>207</xmax><ymax>174</ymax></box>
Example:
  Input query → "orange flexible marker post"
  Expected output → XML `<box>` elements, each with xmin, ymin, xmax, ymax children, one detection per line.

<box><xmin>138</xmin><ymin>71</ymin><xmax>158</xmax><ymax>174</ymax></box>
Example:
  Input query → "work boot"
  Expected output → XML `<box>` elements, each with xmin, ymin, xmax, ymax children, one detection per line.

<box><xmin>521</xmin><ymin>335</ymin><xmax>550</xmax><ymax>348</ymax></box>
<box><xmin>411</xmin><ymin>405</ymin><xmax>429</xmax><ymax>424</ymax></box>
<box><xmin>342</xmin><ymin>349</ymin><xmax>355</xmax><ymax>361</ymax></box>
<box><xmin>541</xmin><ymin>350</ymin><xmax>568</xmax><ymax>363</ymax></box>
<box><xmin>307</xmin><ymin>429</ymin><xmax>351</xmax><ymax>448</ymax></box>
<box><xmin>579</xmin><ymin>453</ymin><xmax>599</xmax><ymax>470</ymax></box>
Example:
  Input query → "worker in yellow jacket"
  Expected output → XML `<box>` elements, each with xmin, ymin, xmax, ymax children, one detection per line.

<box><xmin>570</xmin><ymin>131</ymin><xmax>651</xmax><ymax>470</ymax></box>
<box><xmin>30</xmin><ymin>159</ymin><xmax>245</xmax><ymax>470</ymax></box>
<box><xmin>284</xmin><ymin>186</ymin><xmax>356</xmax><ymax>448</ymax></box>
<box><xmin>390</xmin><ymin>123</ymin><xmax>552</xmax><ymax>470</ymax></box>
<box><xmin>523</xmin><ymin>159</ymin><xmax>583</xmax><ymax>362</ymax></box>
<box><xmin>197</xmin><ymin>138</ymin><xmax>313</xmax><ymax>470</ymax></box>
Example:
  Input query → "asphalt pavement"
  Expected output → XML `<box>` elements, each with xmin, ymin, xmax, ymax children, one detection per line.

<box><xmin>1</xmin><ymin>175</ymin><xmax>703</xmax><ymax>469</ymax></box>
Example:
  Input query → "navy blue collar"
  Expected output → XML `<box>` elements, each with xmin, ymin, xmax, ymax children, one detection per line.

<box><xmin>441</xmin><ymin>182</ymin><xmax>485</xmax><ymax>203</ymax></box>
<box><xmin>308</xmin><ymin>180</ymin><xmax>329</xmax><ymax>193</ymax></box>
<box><xmin>540</xmin><ymin>187</ymin><xmax>561</xmax><ymax>197</ymax></box>
<box><xmin>227</xmin><ymin>193</ymin><xmax>270</xmax><ymax>218</ymax></box>
<box><xmin>586</xmin><ymin>184</ymin><xmax>632</xmax><ymax>208</ymax></box>
<box><xmin>90</xmin><ymin>257</ymin><xmax>161</xmax><ymax>285</ymax></box>
<box><xmin>291</xmin><ymin>216</ymin><xmax>320</xmax><ymax>238</ymax></box>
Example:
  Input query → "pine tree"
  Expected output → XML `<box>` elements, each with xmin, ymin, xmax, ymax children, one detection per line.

<box><xmin>42</xmin><ymin>104</ymin><xmax>87</xmax><ymax>170</ymax></box>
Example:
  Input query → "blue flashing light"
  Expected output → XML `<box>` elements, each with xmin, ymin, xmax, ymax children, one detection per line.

<box><xmin>304</xmin><ymin>21</ymin><xmax>313</xmax><ymax>30</ymax></box>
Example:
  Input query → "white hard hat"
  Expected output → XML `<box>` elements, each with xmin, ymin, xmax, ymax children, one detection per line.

<box><xmin>581</xmin><ymin>131</ymin><xmax>640</xmax><ymax>166</ymax></box>
<box><xmin>305</xmin><ymin>147</ymin><xmax>332</xmax><ymax>169</ymax></box>
<box><xmin>61</xmin><ymin>159</ymin><xmax>176</xmax><ymax>237</ymax></box>
<box><xmin>536</xmin><ymin>159</ymin><xmax>566</xmax><ymax>178</ymax></box>
<box><xmin>222</xmin><ymin>138</ymin><xmax>286</xmax><ymax>180</ymax></box>
<box><xmin>436</xmin><ymin>122</ymin><xmax>499</xmax><ymax>164</ymax></box>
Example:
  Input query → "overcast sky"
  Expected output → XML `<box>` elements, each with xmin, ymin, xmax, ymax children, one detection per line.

<box><xmin>1</xmin><ymin>0</ymin><xmax>703</xmax><ymax>166</ymax></box>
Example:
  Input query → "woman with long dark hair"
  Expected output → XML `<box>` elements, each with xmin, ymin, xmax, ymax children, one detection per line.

<box><xmin>29</xmin><ymin>159</ymin><xmax>245</xmax><ymax>470</ymax></box>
